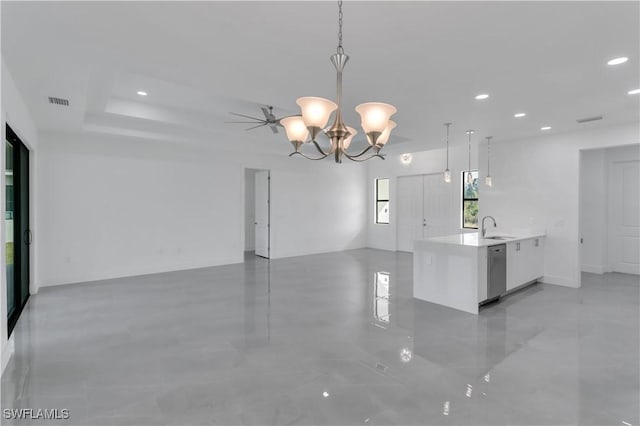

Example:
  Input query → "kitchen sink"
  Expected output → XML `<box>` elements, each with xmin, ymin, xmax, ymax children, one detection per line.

<box><xmin>484</xmin><ymin>235</ymin><xmax>514</xmax><ymax>240</ymax></box>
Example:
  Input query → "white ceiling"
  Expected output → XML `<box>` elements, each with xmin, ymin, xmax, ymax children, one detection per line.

<box><xmin>2</xmin><ymin>1</ymin><xmax>639</xmax><ymax>155</ymax></box>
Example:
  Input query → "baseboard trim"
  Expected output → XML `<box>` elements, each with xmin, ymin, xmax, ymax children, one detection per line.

<box><xmin>35</xmin><ymin>257</ymin><xmax>244</xmax><ymax>289</ymax></box>
<box><xmin>1</xmin><ymin>335</ymin><xmax>15</xmax><ymax>376</ymax></box>
<box><xmin>581</xmin><ymin>264</ymin><xmax>606</xmax><ymax>274</ymax></box>
<box><xmin>543</xmin><ymin>274</ymin><xmax>579</xmax><ymax>288</ymax></box>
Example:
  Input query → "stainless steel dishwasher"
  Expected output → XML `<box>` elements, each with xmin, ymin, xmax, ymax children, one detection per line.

<box><xmin>486</xmin><ymin>244</ymin><xmax>507</xmax><ymax>302</ymax></box>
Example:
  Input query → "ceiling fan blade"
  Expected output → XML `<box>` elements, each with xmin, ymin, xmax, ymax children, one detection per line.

<box><xmin>270</xmin><ymin>125</ymin><xmax>279</xmax><ymax>134</ymax></box>
<box><xmin>245</xmin><ymin>123</ymin><xmax>268</xmax><ymax>131</ymax></box>
<box><xmin>225</xmin><ymin>120</ymin><xmax>267</xmax><ymax>124</ymax></box>
<box><xmin>229</xmin><ymin>112</ymin><xmax>264</xmax><ymax>121</ymax></box>
<box><xmin>261</xmin><ymin>106</ymin><xmax>276</xmax><ymax>122</ymax></box>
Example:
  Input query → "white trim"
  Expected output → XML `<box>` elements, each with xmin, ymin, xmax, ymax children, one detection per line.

<box><xmin>1</xmin><ymin>334</ymin><xmax>15</xmax><ymax>375</ymax></box>
<box><xmin>581</xmin><ymin>264</ymin><xmax>606</xmax><ymax>274</ymax></box>
<box><xmin>542</xmin><ymin>274</ymin><xmax>579</xmax><ymax>288</ymax></box>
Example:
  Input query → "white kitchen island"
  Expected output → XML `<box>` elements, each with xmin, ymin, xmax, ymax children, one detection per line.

<box><xmin>413</xmin><ymin>233</ymin><xmax>545</xmax><ymax>314</ymax></box>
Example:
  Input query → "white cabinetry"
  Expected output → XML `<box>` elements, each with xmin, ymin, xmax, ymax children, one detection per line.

<box><xmin>506</xmin><ymin>237</ymin><xmax>544</xmax><ymax>291</ymax></box>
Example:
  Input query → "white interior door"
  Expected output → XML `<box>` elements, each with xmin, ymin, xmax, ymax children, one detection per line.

<box><xmin>423</xmin><ymin>173</ymin><xmax>456</xmax><ymax>239</ymax></box>
<box><xmin>397</xmin><ymin>175</ymin><xmax>424</xmax><ymax>252</ymax></box>
<box><xmin>254</xmin><ymin>170</ymin><xmax>270</xmax><ymax>258</ymax></box>
<box><xmin>609</xmin><ymin>160</ymin><xmax>639</xmax><ymax>274</ymax></box>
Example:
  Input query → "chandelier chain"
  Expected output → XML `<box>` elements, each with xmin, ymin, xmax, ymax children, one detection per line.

<box><xmin>337</xmin><ymin>0</ymin><xmax>344</xmax><ymax>54</ymax></box>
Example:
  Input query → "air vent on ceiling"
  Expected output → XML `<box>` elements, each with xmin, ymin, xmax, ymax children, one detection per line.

<box><xmin>576</xmin><ymin>115</ymin><xmax>603</xmax><ymax>124</ymax></box>
<box><xmin>48</xmin><ymin>97</ymin><xmax>69</xmax><ymax>106</ymax></box>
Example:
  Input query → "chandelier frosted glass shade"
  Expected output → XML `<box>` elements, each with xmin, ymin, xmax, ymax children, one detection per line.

<box><xmin>376</xmin><ymin>120</ymin><xmax>396</xmax><ymax>146</ymax></box>
<box><xmin>356</xmin><ymin>102</ymin><xmax>397</xmax><ymax>134</ymax></box>
<box><xmin>366</xmin><ymin>120</ymin><xmax>396</xmax><ymax>146</ymax></box>
<box><xmin>280</xmin><ymin>116</ymin><xmax>309</xmax><ymax>143</ymax></box>
<box><xmin>342</xmin><ymin>127</ymin><xmax>357</xmax><ymax>150</ymax></box>
<box><xmin>296</xmin><ymin>97</ymin><xmax>338</xmax><ymax>130</ymax></box>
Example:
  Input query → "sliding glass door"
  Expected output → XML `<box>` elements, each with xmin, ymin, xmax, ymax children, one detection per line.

<box><xmin>6</xmin><ymin>125</ymin><xmax>30</xmax><ymax>336</ymax></box>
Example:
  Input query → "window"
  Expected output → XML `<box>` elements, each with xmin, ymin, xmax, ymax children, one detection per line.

<box><xmin>462</xmin><ymin>170</ymin><xmax>479</xmax><ymax>229</ymax></box>
<box><xmin>375</xmin><ymin>178</ymin><xmax>390</xmax><ymax>224</ymax></box>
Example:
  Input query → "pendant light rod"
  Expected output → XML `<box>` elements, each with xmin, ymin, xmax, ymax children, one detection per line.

<box><xmin>466</xmin><ymin>130</ymin><xmax>475</xmax><ymax>171</ymax></box>
<box><xmin>486</xmin><ymin>136</ymin><xmax>492</xmax><ymax>175</ymax></box>
<box><xmin>485</xmin><ymin>136</ymin><xmax>493</xmax><ymax>187</ymax></box>
<box><xmin>444</xmin><ymin>122</ymin><xmax>452</xmax><ymax>169</ymax></box>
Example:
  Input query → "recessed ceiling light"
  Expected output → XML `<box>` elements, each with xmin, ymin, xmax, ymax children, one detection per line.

<box><xmin>607</xmin><ymin>57</ymin><xmax>628</xmax><ymax>66</ymax></box>
<box><xmin>137</xmin><ymin>91</ymin><xmax>148</xmax><ymax>96</ymax></box>
<box><xmin>514</xmin><ymin>113</ymin><xmax>526</xmax><ymax>118</ymax></box>
<box><xmin>540</xmin><ymin>126</ymin><xmax>552</xmax><ymax>131</ymax></box>
<box><xmin>628</xmin><ymin>88</ymin><xmax>640</xmax><ymax>95</ymax></box>
<box><xmin>475</xmin><ymin>94</ymin><xmax>489</xmax><ymax>100</ymax></box>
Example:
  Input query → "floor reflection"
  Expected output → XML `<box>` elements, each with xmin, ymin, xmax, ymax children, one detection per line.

<box><xmin>1</xmin><ymin>250</ymin><xmax>637</xmax><ymax>426</ymax></box>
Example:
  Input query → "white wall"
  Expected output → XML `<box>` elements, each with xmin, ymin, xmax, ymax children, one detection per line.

<box><xmin>1</xmin><ymin>56</ymin><xmax>39</xmax><ymax>374</ymax></box>
<box><xmin>36</xmin><ymin>132</ymin><xmax>368</xmax><ymax>287</ymax></box>
<box><xmin>244</xmin><ymin>168</ymin><xmax>256</xmax><ymax>251</ymax></box>
<box><xmin>580</xmin><ymin>149</ymin><xmax>608</xmax><ymax>273</ymax></box>
<box><xmin>367</xmin><ymin>144</ymin><xmax>476</xmax><ymax>251</ymax></box>
<box><xmin>478</xmin><ymin>123</ymin><xmax>639</xmax><ymax>288</ymax></box>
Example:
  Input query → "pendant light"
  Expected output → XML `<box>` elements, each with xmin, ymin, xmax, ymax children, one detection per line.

<box><xmin>466</xmin><ymin>130</ymin><xmax>475</xmax><ymax>171</ymax></box>
<box><xmin>485</xmin><ymin>136</ymin><xmax>493</xmax><ymax>187</ymax></box>
<box><xmin>443</xmin><ymin>122</ymin><xmax>452</xmax><ymax>183</ymax></box>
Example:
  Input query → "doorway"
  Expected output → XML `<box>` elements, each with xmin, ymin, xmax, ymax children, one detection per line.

<box><xmin>579</xmin><ymin>145</ymin><xmax>639</xmax><ymax>275</ymax></box>
<box><xmin>396</xmin><ymin>173</ymin><xmax>457</xmax><ymax>252</ymax></box>
<box><xmin>245</xmin><ymin>168</ymin><xmax>270</xmax><ymax>259</ymax></box>
<box><xmin>5</xmin><ymin>125</ymin><xmax>30</xmax><ymax>336</ymax></box>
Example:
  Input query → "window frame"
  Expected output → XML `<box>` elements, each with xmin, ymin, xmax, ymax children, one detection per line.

<box><xmin>375</xmin><ymin>178</ymin><xmax>390</xmax><ymax>225</ymax></box>
<box><xmin>461</xmin><ymin>170</ymin><xmax>479</xmax><ymax>229</ymax></box>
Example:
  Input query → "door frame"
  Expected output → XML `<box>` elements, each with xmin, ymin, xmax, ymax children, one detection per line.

<box><xmin>244</xmin><ymin>168</ymin><xmax>271</xmax><ymax>260</ymax></box>
<box><xmin>5</xmin><ymin>125</ymin><xmax>30</xmax><ymax>336</ymax></box>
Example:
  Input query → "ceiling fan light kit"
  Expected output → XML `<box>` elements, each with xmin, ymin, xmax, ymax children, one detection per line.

<box><xmin>280</xmin><ymin>0</ymin><xmax>397</xmax><ymax>163</ymax></box>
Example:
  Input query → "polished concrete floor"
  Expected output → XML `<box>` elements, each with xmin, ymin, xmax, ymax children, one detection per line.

<box><xmin>2</xmin><ymin>249</ymin><xmax>639</xmax><ymax>426</ymax></box>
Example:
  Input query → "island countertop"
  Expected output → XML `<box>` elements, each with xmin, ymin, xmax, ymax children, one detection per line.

<box><xmin>420</xmin><ymin>232</ymin><xmax>546</xmax><ymax>248</ymax></box>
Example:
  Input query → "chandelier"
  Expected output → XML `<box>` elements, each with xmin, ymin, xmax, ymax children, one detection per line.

<box><xmin>280</xmin><ymin>0</ymin><xmax>397</xmax><ymax>163</ymax></box>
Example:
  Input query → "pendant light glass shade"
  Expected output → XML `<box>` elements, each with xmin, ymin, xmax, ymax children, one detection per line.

<box><xmin>444</xmin><ymin>169</ymin><xmax>452</xmax><ymax>183</ymax></box>
<box><xmin>485</xmin><ymin>176</ymin><xmax>493</xmax><ymax>187</ymax></box>
<box><xmin>281</xmin><ymin>116</ymin><xmax>309</xmax><ymax>143</ymax></box>
<box><xmin>296</xmin><ymin>97</ymin><xmax>337</xmax><ymax>130</ymax></box>
<box><xmin>355</xmin><ymin>102</ymin><xmax>397</xmax><ymax>134</ymax></box>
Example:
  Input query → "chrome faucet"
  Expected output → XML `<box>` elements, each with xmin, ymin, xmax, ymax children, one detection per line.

<box><xmin>481</xmin><ymin>216</ymin><xmax>497</xmax><ymax>238</ymax></box>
